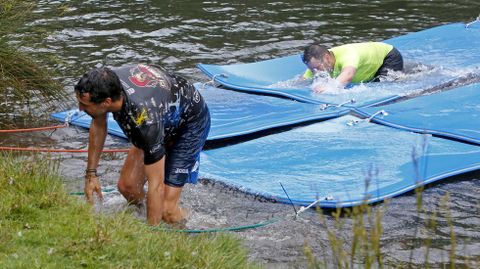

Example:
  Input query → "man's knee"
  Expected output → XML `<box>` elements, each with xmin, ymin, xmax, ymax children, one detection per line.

<box><xmin>117</xmin><ymin>180</ymin><xmax>142</xmax><ymax>197</ymax></box>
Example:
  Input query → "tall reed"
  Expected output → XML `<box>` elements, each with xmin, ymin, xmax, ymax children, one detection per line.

<box><xmin>0</xmin><ymin>0</ymin><xmax>66</xmax><ymax>117</ymax></box>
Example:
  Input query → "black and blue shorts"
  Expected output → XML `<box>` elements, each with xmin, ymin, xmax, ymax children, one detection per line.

<box><xmin>164</xmin><ymin>106</ymin><xmax>211</xmax><ymax>187</ymax></box>
<box><xmin>373</xmin><ymin>47</ymin><xmax>404</xmax><ymax>81</ymax></box>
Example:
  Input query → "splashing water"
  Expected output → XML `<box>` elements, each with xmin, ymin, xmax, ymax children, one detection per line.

<box><xmin>311</xmin><ymin>71</ymin><xmax>345</xmax><ymax>94</ymax></box>
<box><xmin>267</xmin><ymin>74</ymin><xmax>311</xmax><ymax>89</ymax></box>
<box><xmin>362</xmin><ymin>62</ymin><xmax>480</xmax><ymax>98</ymax></box>
<box><xmin>268</xmin><ymin>61</ymin><xmax>479</xmax><ymax>105</ymax></box>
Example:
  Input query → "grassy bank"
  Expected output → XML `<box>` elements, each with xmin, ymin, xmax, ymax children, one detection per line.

<box><xmin>0</xmin><ymin>154</ymin><xmax>258</xmax><ymax>268</ymax></box>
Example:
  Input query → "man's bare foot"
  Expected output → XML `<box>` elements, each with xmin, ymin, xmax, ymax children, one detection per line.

<box><xmin>164</xmin><ymin>207</ymin><xmax>189</xmax><ymax>229</ymax></box>
<box><xmin>170</xmin><ymin>218</ymin><xmax>188</xmax><ymax>230</ymax></box>
<box><xmin>179</xmin><ymin>207</ymin><xmax>190</xmax><ymax>220</ymax></box>
<box><xmin>162</xmin><ymin>206</ymin><xmax>190</xmax><ymax>225</ymax></box>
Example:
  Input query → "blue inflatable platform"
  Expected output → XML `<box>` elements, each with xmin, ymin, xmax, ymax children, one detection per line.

<box><xmin>353</xmin><ymin>83</ymin><xmax>480</xmax><ymax>145</ymax></box>
<box><xmin>198</xmin><ymin>22</ymin><xmax>480</xmax><ymax>106</ymax></box>
<box><xmin>200</xmin><ymin>115</ymin><xmax>480</xmax><ymax>208</ymax></box>
<box><xmin>52</xmin><ymin>84</ymin><xmax>349</xmax><ymax>141</ymax></box>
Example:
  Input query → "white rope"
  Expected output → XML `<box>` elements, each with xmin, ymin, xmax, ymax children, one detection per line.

<box><xmin>347</xmin><ymin>110</ymin><xmax>388</xmax><ymax>126</ymax></box>
<box><xmin>319</xmin><ymin>98</ymin><xmax>355</xmax><ymax>111</ymax></box>
<box><xmin>63</xmin><ymin>109</ymin><xmax>80</xmax><ymax>127</ymax></box>
<box><xmin>465</xmin><ymin>14</ymin><xmax>480</xmax><ymax>28</ymax></box>
<box><xmin>295</xmin><ymin>195</ymin><xmax>334</xmax><ymax>217</ymax></box>
<box><xmin>201</xmin><ymin>73</ymin><xmax>227</xmax><ymax>90</ymax></box>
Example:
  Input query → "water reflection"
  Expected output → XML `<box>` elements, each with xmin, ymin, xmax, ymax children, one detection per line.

<box><xmin>19</xmin><ymin>0</ymin><xmax>480</xmax><ymax>81</ymax></box>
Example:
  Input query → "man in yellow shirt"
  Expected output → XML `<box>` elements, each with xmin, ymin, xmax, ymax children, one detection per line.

<box><xmin>302</xmin><ymin>42</ymin><xmax>403</xmax><ymax>93</ymax></box>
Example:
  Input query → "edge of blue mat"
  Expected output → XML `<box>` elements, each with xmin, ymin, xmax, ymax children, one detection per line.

<box><xmin>352</xmin><ymin>108</ymin><xmax>480</xmax><ymax>146</ymax></box>
<box><xmin>202</xmin><ymin>162</ymin><xmax>480</xmax><ymax>208</ymax></box>
<box><xmin>50</xmin><ymin>112</ymin><xmax>128</xmax><ymax>139</ymax></box>
<box><xmin>207</xmin><ymin>109</ymin><xmax>349</xmax><ymax>140</ymax></box>
<box><xmin>198</xmin><ymin>62</ymin><xmax>403</xmax><ymax>107</ymax></box>
<box><xmin>197</xmin><ymin>63</ymin><xmax>325</xmax><ymax>105</ymax></box>
<box><xmin>348</xmin><ymin>95</ymin><xmax>401</xmax><ymax>108</ymax></box>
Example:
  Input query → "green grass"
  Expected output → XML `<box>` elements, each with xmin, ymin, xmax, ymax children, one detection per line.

<box><xmin>0</xmin><ymin>154</ymin><xmax>258</xmax><ymax>269</ymax></box>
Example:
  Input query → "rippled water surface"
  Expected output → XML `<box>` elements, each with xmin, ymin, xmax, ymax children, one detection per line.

<box><xmin>3</xmin><ymin>1</ymin><xmax>480</xmax><ymax>267</ymax></box>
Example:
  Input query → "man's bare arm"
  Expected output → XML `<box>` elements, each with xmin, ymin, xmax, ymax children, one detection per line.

<box><xmin>84</xmin><ymin>113</ymin><xmax>108</xmax><ymax>204</ymax></box>
<box><xmin>336</xmin><ymin>66</ymin><xmax>356</xmax><ymax>87</ymax></box>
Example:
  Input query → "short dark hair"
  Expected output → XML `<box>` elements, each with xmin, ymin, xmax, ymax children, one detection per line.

<box><xmin>74</xmin><ymin>67</ymin><xmax>123</xmax><ymax>104</ymax></box>
<box><xmin>302</xmin><ymin>43</ymin><xmax>330</xmax><ymax>64</ymax></box>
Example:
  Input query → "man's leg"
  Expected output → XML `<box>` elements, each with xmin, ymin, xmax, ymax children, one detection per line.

<box><xmin>162</xmin><ymin>185</ymin><xmax>187</xmax><ymax>223</ymax></box>
<box><xmin>162</xmin><ymin>104</ymin><xmax>210</xmax><ymax>224</ymax></box>
<box><xmin>117</xmin><ymin>146</ymin><xmax>147</xmax><ymax>204</ymax></box>
<box><xmin>373</xmin><ymin>47</ymin><xmax>404</xmax><ymax>81</ymax></box>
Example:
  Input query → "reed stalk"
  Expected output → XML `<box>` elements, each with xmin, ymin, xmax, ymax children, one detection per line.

<box><xmin>0</xmin><ymin>0</ymin><xmax>66</xmax><ymax>117</ymax></box>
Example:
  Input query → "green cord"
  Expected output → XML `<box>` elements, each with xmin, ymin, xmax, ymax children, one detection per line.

<box><xmin>150</xmin><ymin>217</ymin><xmax>282</xmax><ymax>233</ymax></box>
<box><xmin>69</xmin><ymin>188</ymin><xmax>285</xmax><ymax>233</ymax></box>
<box><xmin>69</xmin><ymin>187</ymin><xmax>116</xmax><ymax>196</ymax></box>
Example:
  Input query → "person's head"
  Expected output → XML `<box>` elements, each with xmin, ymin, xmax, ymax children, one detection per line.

<box><xmin>74</xmin><ymin>67</ymin><xmax>123</xmax><ymax>118</ymax></box>
<box><xmin>302</xmin><ymin>43</ymin><xmax>334</xmax><ymax>73</ymax></box>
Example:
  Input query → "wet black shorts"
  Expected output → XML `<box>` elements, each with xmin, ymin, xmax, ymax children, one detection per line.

<box><xmin>164</xmin><ymin>106</ymin><xmax>211</xmax><ymax>187</ymax></box>
<box><xmin>373</xmin><ymin>47</ymin><xmax>404</xmax><ymax>80</ymax></box>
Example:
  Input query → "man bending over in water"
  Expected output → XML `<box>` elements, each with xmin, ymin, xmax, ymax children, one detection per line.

<box><xmin>302</xmin><ymin>42</ymin><xmax>404</xmax><ymax>93</ymax></box>
<box><xmin>75</xmin><ymin>64</ymin><xmax>210</xmax><ymax>225</ymax></box>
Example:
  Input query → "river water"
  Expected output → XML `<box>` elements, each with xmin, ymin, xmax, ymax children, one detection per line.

<box><xmin>3</xmin><ymin>0</ymin><xmax>480</xmax><ymax>268</ymax></box>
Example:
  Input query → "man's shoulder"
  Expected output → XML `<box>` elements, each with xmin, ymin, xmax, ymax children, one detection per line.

<box><xmin>113</xmin><ymin>64</ymin><xmax>174</xmax><ymax>93</ymax></box>
<box><xmin>335</xmin><ymin>42</ymin><xmax>391</xmax><ymax>49</ymax></box>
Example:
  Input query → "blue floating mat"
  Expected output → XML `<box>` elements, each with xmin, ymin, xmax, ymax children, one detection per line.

<box><xmin>385</xmin><ymin>21</ymin><xmax>480</xmax><ymax>67</ymax></box>
<box><xmin>198</xmin><ymin>22</ymin><xmax>480</xmax><ymax>106</ymax></box>
<box><xmin>51</xmin><ymin>109</ymin><xmax>127</xmax><ymax>139</ymax></box>
<box><xmin>200</xmin><ymin>115</ymin><xmax>480</xmax><ymax>208</ymax></box>
<box><xmin>51</xmin><ymin>84</ymin><xmax>349</xmax><ymax>141</ymax></box>
<box><xmin>353</xmin><ymin>83</ymin><xmax>480</xmax><ymax>145</ymax></box>
<box><xmin>196</xmin><ymin>84</ymin><xmax>349</xmax><ymax>140</ymax></box>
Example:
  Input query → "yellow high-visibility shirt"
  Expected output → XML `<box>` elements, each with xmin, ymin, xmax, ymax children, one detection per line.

<box><xmin>303</xmin><ymin>42</ymin><xmax>393</xmax><ymax>83</ymax></box>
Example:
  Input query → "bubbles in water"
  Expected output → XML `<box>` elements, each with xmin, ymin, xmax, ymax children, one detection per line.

<box><xmin>267</xmin><ymin>74</ymin><xmax>310</xmax><ymax>89</ymax></box>
<box><xmin>311</xmin><ymin>72</ymin><xmax>345</xmax><ymax>95</ymax></box>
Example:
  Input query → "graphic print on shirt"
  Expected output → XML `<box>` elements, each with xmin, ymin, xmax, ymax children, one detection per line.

<box><xmin>128</xmin><ymin>64</ymin><xmax>169</xmax><ymax>89</ymax></box>
<box><xmin>134</xmin><ymin>107</ymin><xmax>149</xmax><ymax>126</ymax></box>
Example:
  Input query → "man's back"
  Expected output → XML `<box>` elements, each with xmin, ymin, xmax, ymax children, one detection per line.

<box><xmin>113</xmin><ymin>64</ymin><xmax>207</xmax><ymax>163</ymax></box>
<box><xmin>331</xmin><ymin>42</ymin><xmax>393</xmax><ymax>83</ymax></box>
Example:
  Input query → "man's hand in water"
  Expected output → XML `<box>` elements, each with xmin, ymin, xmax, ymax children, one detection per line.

<box><xmin>313</xmin><ymin>85</ymin><xmax>328</xmax><ymax>93</ymax></box>
<box><xmin>84</xmin><ymin>174</ymin><xmax>103</xmax><ymax>204</ymax></box>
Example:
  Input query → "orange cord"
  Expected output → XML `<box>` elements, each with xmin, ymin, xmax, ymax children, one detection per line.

<box><xmin>0</xmin><ymin>146</ymin><xmax>129</xmax><ymax>153</ymax></box>
<box><xmin>1</xmin><ymin>124</ymin><xmax>129</xmax><ymax>153</ymax></box>
<box><xmin>0</xmin><ymin>124</ymin><xmax>67</xmax><ymax>133</ymax></box>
